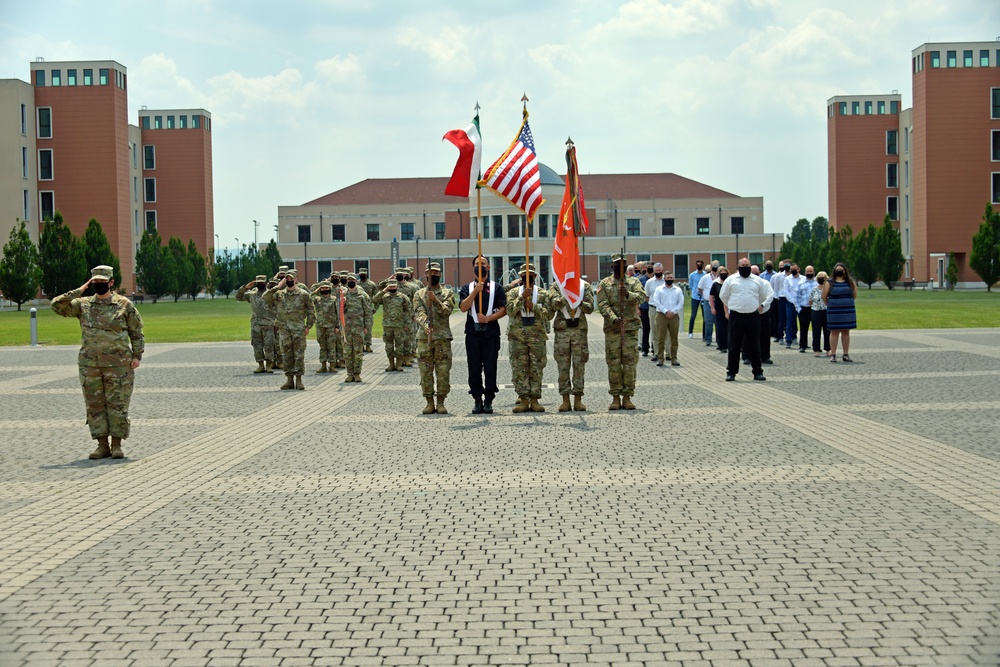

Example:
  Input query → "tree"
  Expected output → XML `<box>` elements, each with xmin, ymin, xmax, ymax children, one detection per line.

<box><xmin>81</xmin><ymin>218</ymin><xmax>122</xmax><ymax>287</ymax></box>
<box><xmin>872</xmin><ymin>215</ymin><xmax>905</xmax><ymax>289</ymax></box>
<box><xmin>969</xmin><ymin>203</ymin><xmax>1000</xmax><ymax>291</ymax></box>
<box><xmin>850</xmin><ymin>224</ymin><xmax>879</xmax><ymax>288</ymax></box>
<box><xmin>262</xmin><ymin>239</ymin><xmax>283</xmax><ymax>276</ymax></box>
<box><xmin>789</xmin><ymin>218</ymin><xmax>812</xmax><ymax>244</ymax></box>
<box><xmin>187</xmin><ymin>240</ymin><xmax>207</xmax><ymax>300</ymax></box>
<box><xmin>166</xmin><ymin>236</ymin><xmax>191</xmax><ymax>302</ymax></box>
<box><xmin>38</xmin><ymin>212</ymin><xmax>87</xmax><ymax>299</ymax></box>
<box><xmin>0</xmin><ymin>220</ymin><xmax>43</xmax><ymax>311</ymax></box>
<box><xmin>134</xmin><ymin>230</ymin><xmax>175</xmax><ymax>302</ymax></box>
<box><xmin>946</xmin><ymin>252</ymin><xmax>958</xmax><ymax>290</ymax></box>
<box><xmin>823</xmin><ymin>225</ymin><xmax>853</xmax><ymax>274</ymax></box>
<box><xmin>204</xmin><ymin>248</ymin><xmax>217</xmax><ymax>298</ymax></box>
<box><xmin>213</xmin><ymin>250</ymin><xmax>238</xmax><ymax>298</ymax></box>
<box><xmin>811</xmin><ymin>216</ymin><xmax>829</xmax><ymax>243</ymax></box>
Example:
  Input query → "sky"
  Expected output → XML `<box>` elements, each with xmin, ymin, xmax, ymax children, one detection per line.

<box><xmin>2</xmin><ymin>0</ymin><xmax>995</xmax><ymax>251</ymax></box>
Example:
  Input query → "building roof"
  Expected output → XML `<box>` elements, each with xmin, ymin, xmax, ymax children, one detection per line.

<box><xmin>302</xmin><ymin>170</ymin><xmax>737</xmax><ymax>206</ymax></box>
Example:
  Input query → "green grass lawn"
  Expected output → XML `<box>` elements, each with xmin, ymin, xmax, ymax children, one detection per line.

<box><xmin>1</xmin><ymin>289</ymin><xmax>996</xmax><ymax>347</ymax></box>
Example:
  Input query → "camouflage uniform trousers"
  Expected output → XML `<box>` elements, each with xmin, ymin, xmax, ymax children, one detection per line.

<box><xmin>79</xmin><ymin>365</ymin><xmax>134</xmax><ymax>439</ymax></box>
<box><xmin>510</xmin><ymin>338</ymin><xmax>547</xmax><ymax>399</ymax></box>
<box><xmin>417</xmin><ymin>338</ymin><xmax>452</xmax><ymax>398</ymax></box>
<box><xmin>553</xmin><ymin>328</ymin><xmax>589</xmax><ymax>396</ymax></box>
<box><xmin>605</xmin><ymin>330</ymin><xmax>639</xmax><ymax>396</ymax></box>
<box><xmin>383</xmin><ymin>326</ymin><xmax>404</xmax><ymax>360</ymax></box>
<box><xmin>315</xmin><ymin>325</ymin><xmax>342</xmax><ymax>363</ymax></box>
<box><xmin>279</xmin><ymin>326</ymin><xmax>308</xmax><ymax>376</ymax></box>
<box><xmin>365</xmin><ymin>311</ymin><xmax>373</xmax><ymax>347</ymax></box>
<box><xmin>272</xmin><ymin>324</ymin><xmax>284</xmax><ymax>367</ymax></box>
<box><xmin>251</xmin><ymin>323</ymin><xmax>276</xmax><ymax>363</ymax></box>
<box><xmin>344</xmin><ymin>328</ymin><xmax>365</xmax><ymax>376</ymax></box>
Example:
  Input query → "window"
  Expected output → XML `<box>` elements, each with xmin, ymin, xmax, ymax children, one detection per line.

<box><xmin>537</xmin><ymin>214</ymin><xmax>549</xmax><ymax>238</ymax></box>
<box><xmin>400</xmin><ymin>222</ymin><xmax>414</xmax><ymax>241</ymax></box>
<box><xmin>435</xmin><ymin>222</ymin><xmax>445</xmax><ymax>240</ymax></box>
<box><xmin>696</xmin><ymin>217</ymin><xmax>710</xmax><ymax>235</ymax></box>
<box><xmin>930</xmin><ymin>51</ymin><xmax>940</xmax><ymax>68</ymax></box>
<box><xmin>192</xmin><ymin>115</ymin><xmax>201</xmax><ymax>129</ymax></box>
<box><xmin>730</xmin><ymin>217</ymin><xmax>744</xmax><ymax>235</ymax></box>
<box><xmin>22</xmin><ymin>147</ymin><xmax>28</xmax><ymax>178</ymax></box>
<box><xmin>179</xmin><ymin>115</ymin><xmax>187</xmax><ymax>129</ymax></box>
<box><xmin>887</xmin><ymin>163</ymin><xmax>898</xmax><ymax>188</ymax></box>
<box><xmin>317</xmin><ymin>261</ymin><xmax>332</xmax><ymax>279</ymax></box>
<box><xmin>154</xmin><ymin>116</ymin><xmax>162</xmax><ymax>129</ymax></box>
<box><xmin>99</xmin><ymin>68</ymin><xmax>109</xmax><ymax>85</ymax></box>
<box><xmin>23</xmin><ymin>189</ymin><xmax>29</xmax><ymax>221</ymax></box>
<box><xmin>508</xmin><ymin>215</ymin><xmax>521</xmax><ymax>238</ymax></box>
<box><xmin>983</xmin><ymin>50</ymin><xmax>991</xmax><ymax>67</ymax></box>
<box><xmin>636</xmin><ymin>254</ymin><xmax>651</xmax><ymax>263</ymax></box>
<box><xmin>132</xmin><ymin>143</ymin><xmax>137</xmax><ymax>168</ymax></box>
<box><xmin>134</xmin><ymin>210</ymin><xmax>139</xmax><ymax>235</ymax></box>
<box><xmin>37</xmin><ymin>108</ymin><xmax>52</xmax><ymax>138</ymax></box>
<box><xmin>749</xmin><ymin>252</ymin><xmax>764</xmax><ymax>267</ymax></box>
<box><xmin>993</xmin><ymin>89</ymin><xmax>1000</xmax><ymax>119</ymax></box>
<box><xmin>141</xmin><ymin>116</ymin><xmax>150</xmax><ymax>130</ymax></box>
<box><xmin>366</xmin><ymin>224</ymin><xmax>380</xmax><ymax>241</ymax></box>
<box><xmin>905</xmin><ymin>195</ymin><xmax>910</xmax><ymax>222</ymax></box>
<box><xmin>83</xmin><ymin>69</ymin><xmax>92</xmax><ymax>85</ymax></box>
<box><xmin>538</xmin><ymin>255</ymin><xmax>551</xmax><ymax>286</ymax></box>
<box><xmin>673</xmin><ymin>254</ymin><xmax>688</xmax><ymax>280</ymax></box>
<box><xmin>492</xmin><ymin>215</ymin><xmax>503</xmax><ymax>239</ymax></box>
<box><xmin>887</xmin><ymin>196</ymin><xmax>898</xmax><ymax>221</ymax></box>
<box><xmin>331</xmin><ymin>224</ymin><xmax>345</xmax><ymax>242</ymax></box>
<box><xmin>839</xmin><ymin>101</ymin><xmax>847</xmax><ymax>116</ymax></box>
<box><xmin>891</xmin><ymin>100</ymin><xmax>899</xmax><ymax>114</ymax></box>
<box><xmin>904</xmin><ymin>161</ymin><xmax>910</xmax><ymax>186</ymax></box>
<box><xmin>905</xmin><ymin>227</ymin><xmax>910</xmax><ymax>253</ymax></box>
<box><xmin>145</xmin><ymin>211</ymin><xmax>157</xmax><ymax>232</ymax></box>
<box><xmin>598</xmin><ymin>255</ymin><xmax>614</xmax><ymax>279</ymax></box>
<box><xmin>167</xmin><ymin>115</ymin><xmax>175</xmax><ymax>129</ymax></box>
<box><xmin>144</xmin><ymin>178</ymin><xmax>156</xmax><ymax>202</ymax></box>
<box><xmin>297</xmin><ymin>225</ymin><xmax>311</xmax><ymax>243</ymax></box>
<box><xmin>40</xmin><ymin>191</ymin><xmax>54</xmax><ymax>221</ymax></box>
<box><xmin>206</xmin><ymin>118</ymin><xmax>211</xmax><ymax>131</ymax></box>
<box><xmin>711</xmin><ymin>253</ymin><xmax>726</xmax><ymax>266</ymax></box>
<box><xmin>886</xmin><ymin>130</ymin><xmax>897</xmax><ymax>155</ymax></box>
<box><xmin>864</xmin><ymin>101</ymin><xmax>872</xmax><ymax>115</ymax></box>
<box><xmin>946</xmin><ymin>51</ymin><xmax>956</xmax><ymax>68</ymax></box>
<box><xmin>38</xmin><ymin>149</ymin><xmax>53</xmax><ymax>180</ymax></box>
<box><xmin>51</xmin><ymin>70</ymin><xmax>61</xmax><ymax>86</ymax></box>
<box><xmin>20</xmin><ymin>103</ymin><xmax>26</xmax><ymax>135</ymax></box>
<box><xmin>133</xmin><ymin>176</ymin><xmax>138</xmax><ymax>202</ymax></box>
<box><xmin>877</xmin><ymin>100</ymin><xmax>885</xmax><ymax>114</ymax></box>
<box><xmin>852</xmin><ymin>101</ymin><xmax>860</xmax><ymax>115</ymax></box>
<box><xmin>143</xmin><ymin>145</ymin><xmax>155</xmax><ymax>170</ymax></box>
<box><xmin>964</xmin><ymin>50</ymin><xmax>973</xmax><ymax>67</ymax></box>
<box><xmin>67</xmin><ymin>69</ymin><xmax>76</xmax><ymax>86</ymax></box>
<box><xmin>661</xmin><ymin>218</ymin><xmax>675</xmax><ymax>235</ymax></box>
<box><xmin>35</xmin><ymin>70</ymin><xmax>45</xmax><ymax>86</ymax></box>
<box><xmin>627</xmin><ymin>218</ymin><xmax>641</xmax><ymax>236</ymax></box>
<box><xmin>993</xmin><ymin>131</ymin><xmax>1000</xmax><ymax>161</ymax></box>
<box><xmin>993</xmin><ymin>174</ymin><xmax>1000</xmax><ymax>204</ymax></box>
<box><xmin>904</xmin><ymin>129</ymin><xmax>909</xmax><ymax>153</ymax></box>
<box><xmin>354</xmin><ymin>260</ymin><xmax>369</xmax><ymax>275</ymax></box>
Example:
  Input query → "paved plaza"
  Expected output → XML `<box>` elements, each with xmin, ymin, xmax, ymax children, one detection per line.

<box><xmin>0</xmin><ymin>314</ymin><xmax>998</xmax><ymax>666</ymax></box>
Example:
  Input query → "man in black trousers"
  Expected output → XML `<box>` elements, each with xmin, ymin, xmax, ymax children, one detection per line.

<box><xmin>459</xmin><ymin>256</ymin><xmax>507</xmax><ymax>414</ymax></box>
<box><xmin>719</xmin><ymin>258</ymin><xmax>774</xmax><ymax>382</ymax></box>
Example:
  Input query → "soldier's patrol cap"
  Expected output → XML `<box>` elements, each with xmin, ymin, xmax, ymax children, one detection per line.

<box><xmin>395</xmin><ymin>267</ymin><xmax>407</xmax><ymax>273</ymax></box>
<box><xmin>426</xmin><ymin>262</ymin><xmax>441</xmax><ymax>272</ymax></box>
<box><xmin>339</xmin><ymin>270</ymin><xmax>349</xmax><ymax>277</ymax></box>
<box><xmin>318</xmin><ymin>280</ymin><xmax>332</xmax><ymax>288</ymax></box>
<box><xmin>90</xmin><ymin>265</ymin><xmax>113</xmax><ymax>280</ymax></box>
<box><xmin>255</xmin><ymin>274</ymin><xmax>267</xmax><ymax>282</ymax></box>
<box><xmin>286</xmin><ymin>268</ymin><xmax>298</xmax><ymax>277</ymax></box>
<box><xmin>612</xmin><ymin>253</ymin><xmax>626</xmax><ymax>263</ymax></box>
<box><xmin>278</xmin><ymin>265</ymin><xmax>289</xmax><ymax>272</ymax></box>
<box><xmin>405</xmin><ymin>267</ymin><xmax>414</xmax><ymax>274</ymax></box>
<box><xmin>386</xmin><ymin>278</ymin><xmax>398</xmax><ymax>287</ymax></box>
<box><xmin>347</xmin><ymin>273</ymin><xmax>357</xmax><ymax>281</ymax></box>
<box><xmin>518</xmin><ymin>263</ymin><xmax>537</xmax><ymax>276</ymax></box>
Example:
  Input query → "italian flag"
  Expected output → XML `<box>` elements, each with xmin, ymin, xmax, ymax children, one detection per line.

<box><xmin>443</xmin><ymin>115</ymin><xmax>482</xmax><ymax>197</ymax></box>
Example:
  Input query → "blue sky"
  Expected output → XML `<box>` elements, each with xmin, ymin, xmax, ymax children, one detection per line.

<box><xmin>2</xmin><ymin>0</ymin><xmax>995</xmax><ymax>250</ymax></box>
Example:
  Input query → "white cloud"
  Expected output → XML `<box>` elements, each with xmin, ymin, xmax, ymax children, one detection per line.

<box><xmin>314</xmin><ymin>54</ymin><xmax>364</xmax><ymax>84</ymax></box>
<box><xmin>588</xmin><ymin>0</ymin><xmax>732</xmax><ymax>40</ymax></box>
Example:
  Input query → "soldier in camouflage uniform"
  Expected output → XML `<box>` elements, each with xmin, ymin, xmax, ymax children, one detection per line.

<box><xmin>270</xmin><ymin>266</ymin><xmax>290</xmax><ymax>370</ymax></box>
<box><xmin>263</xmin><ymin>269</ymin><xmax>316</xmax><ymax>390</ymax></box>
<box><xmin>51</xmin><ymin>265</ymin><xmax>144</xmax><ymax>460</ymax></box>
<box><xmin>597</xmin><ymin>253</ymin><xmax>646</xmax><ymax>410</ymax></box>
<box><xmin>413</xmin><ymin>263</ymin><xmax>456</xmax><ymax>414</ymax></box>
<box><xmin>356</xmin><ymin>268</ymin><xmax>377</xmax><ymax>352</ymax></box>
<box><xmin>396</xmin><ymin>267</ymin><xmax>419</xmax><ymax>368</ymax></box>
<box><xmin>236</xmin><ymin>274</ymin><xmax>276</xmax><ymax>374</ymax></box>
<box><xmin>341</xmin><ymin>273</ymin><xmax>372</xmax><ymax>382</ymax></box>
<box><xmin>311</xmin><ymin>280</ymin><xmax>342</xmax><ymax>374</ymax></box>
<box><xmin>548</xmin><ymin>278</ymin><xmax>595</xmax><ymax>412</ymax></box>
<box><xmin>372</xmin><ymin>278</ymin><xmax>411</xmax><ymax>371</ymax></box>
<box><xmin>507</xmin><ymin>264</ymin><xmax>551</xmax><ymax>413</ymax></box>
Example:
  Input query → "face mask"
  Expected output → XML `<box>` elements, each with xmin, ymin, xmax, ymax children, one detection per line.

<box><xmin>430</xmin><ymin>275</ymin><xmax>441</xmax><ymax>286</ymax></box>
<box><xmin>613</xmin><ymin>267</ymin><xmax>622</xmax><ymax>278</ymax></box>
<box><xmin>805</xmin><ymin>273</ymin><xmax>814</xmax><ymax>279</ymax></box>
<box><xmin>396</xmin><ymin>274</ymin><xmax>405</xmax><ymax>281</ymax></box>
<box><xmin>347</xmin><ymin>281</ymin><xmax>356</xmax><ymax>288</ymax></box>
<box><xmin>646</xmin><ymin>269</ymin><xmax>654</xmax><ymax>274</ymax></box>
<box><xmin>739</xmin><ymin>266</ymin><xmax>752</xmax><ymax>278</ymax></box>
<box><xmin>654</xmin><ymin>272</ymin><xmax>663</xmax><ymax>279</ymax></box>
<box><xmin>359</xmin><ymin>275</ymin><xmax>367</xmax><ymax>281</ymax></box>
<box><xmin>817</xmin><ymin>278</ymin><xmax>826</xmax><ymax>285</ymax></box>
<box><xmin>92</xmin><ymin>282</ymin><xmax>111</xmax><ymax>295</ymax></box>
<box><xmin>320</xmin><ymin>289</ymin><xmax>331</xmax><ymax>295</ymax></box>
<box><xmin>388</xmin><ymin>288</ymin><xmax>397</xmax><ymax>294</ymax></box>
<box><xmin>784</xmin><ymin>265</ymin><xmax>791</xmax><ymax>272</ymax></box>
<box><xmin>256</xmin><ymin>284</ymin><xmax>265</xmax><ymax>292</ymax></box>
<box><xmin>665</xmin><ymin>280</ymin><xmax>673</xmax><ymax>287</ymax></box>
<box><xmin>791</xmin><ymin>269</ymin><xmax>798</xmax><ymax>276</ymax></box>
<box><xmin>835</xmin><ymin>269</ymin><xmax>845</xmax><ymax>277</ymax></box>
<box><xmin>330</xmin><ymin>279</ymin><xmax>339</xmax><ymax>286</ymax></box>
<box><xmin>719</xmin><ymin>273</ymin><xmax>728</xmax><ymax>280</ymax></box>
<box><xmin>475</xmin><ymin>265</ymin><xmax>489</xmax><ymax>278</ymax></box>
<box><xmin>765</xmin><ymin>265</ymin><xmax>773</xmax><ymax>272</ymax></box>
<box><xmin>286</xmin><ymin>279</ymin><xmax>295</xmax><ymax>286</ymax></box>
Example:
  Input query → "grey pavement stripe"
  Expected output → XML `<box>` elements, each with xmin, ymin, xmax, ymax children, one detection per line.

<box><xmin>850</xmin><ymin>401</ymin><xmax>1000</xmax><ymax>412</ymax></box>
<box><xmin>0</xmin><ymin>345</ymin><xmax>178</xmax><ymax>393</ymax></box>
<box><xmin>881</xmin><ymin>329</ymin><xmax>1000</xmax><ymax>359</ymax></box>
<box><xmin>674</xmin><ymin>347</ymin><xmax>1000</xmax><ymax>525</ymax></box>
<box><xmin>0</xmin><ymin>416</ymin><xmax>233</xmax><ymax>429</ymax></box>
<box><xmin>0</xmin><ymin>366</ymin><xmax>391</xmax><ymax>602</ymax></box>
<box><xmin>768</xmin><ymin>369</ymin><xmax>1000</xmax><ymax>383</ymax></box>
<box><xmin>312</xmin><ymin>406</ymin><xmax>754</xmax><ymax>424</ymax></box>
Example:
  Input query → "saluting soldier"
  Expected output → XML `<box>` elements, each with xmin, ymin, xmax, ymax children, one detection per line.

<box><xmin>372</xmin><ymin>278</ymin><xmax>412</xmax><ymax>372</ymax></box>
<box><xmin>270</xmin><ymin>265</ymin><xmax>290</xmax><ymax>370</ymax></box>
<box><xmin>395</xmin><ymin>266</ymin><xmax>419</xmax><ymax>368</ymax></box>
<box><xmin>549</xmin><ymin>277</ymin><xmax>595</xmax><ymax>412</ymax></box>
<box><xmin>341</xmin><ymin>273</ymin><xmax>372</xmax><ymax>382</ymax></box>
<box><xmin>51</xmin><ymin>265</ymin><xmax>144</xmax><ymax>460</ymax></box>
<box><xmin>311</xmin><ymin>280</ymin><xmax>341</xmax><ymax>374</ymax></box>
<box><xmin>357</xmin><ymin>268</ymin><xmax>378</xmax><ymax>352</ymax></box>
<box><xmin>507</xmin><ymin>264</ymin><xmax>551</xmax><ymax>413</ymax></box>
<box><xmin>236</xmin><ymin>274</ymin><xmax>276</xmax><ymax>374</ymax></box>
<box><xmin>413</xmin><ymin>262</ymin><xmax>457</xmax><ymax>414</ymax></box>
<box><xmin>263</xmin><ymin>269</ymin><xmax>316</xmax><ymax>390</ymax></box>
<box><xmin>597</xmin><ymin>253</ymin><xmax>646</xmax><ymax>410</ymax></box>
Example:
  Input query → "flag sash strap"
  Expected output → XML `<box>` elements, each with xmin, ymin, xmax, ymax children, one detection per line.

<box><xmin>517</xmin><ymin>284</ymin><xmax>539</xmax><ymax>317</ymax></box>
<box><xmin>467</xmin><ymin>281</ymin><xmax>496</xmax><ymax>324</ymax></box>
<box><xmin>560</xmin><ymin>279</ymin><xmax>584</xmax><ymax>319</ymax></box>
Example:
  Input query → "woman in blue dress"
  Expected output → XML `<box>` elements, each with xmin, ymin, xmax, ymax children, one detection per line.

<box><xmin>822</xmin><ymin>262</ymin><xmax>858</xmax><ymax>362</ymax></box>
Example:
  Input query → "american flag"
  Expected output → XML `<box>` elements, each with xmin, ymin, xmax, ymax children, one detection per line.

<box><xmin>480</xmin><ymin>117</ymin><xmax>544</xmax><ymax>221</ymax></box>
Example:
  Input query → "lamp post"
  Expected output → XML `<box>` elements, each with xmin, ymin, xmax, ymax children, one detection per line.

<box><xmin>214</xmin><ymin>233</ymin><xmax>219</xmax><ymax>254</ymax></box>
<box><xmin>254</xmin><ymin>220</ymin><xmax>258</xmax><ymax>248</ymax></box>
<box><xmin>415</xmin><ymin>235</ymin><xmax>421</xmax><ymax>280</ymax></box>
<box><xmin>303</xmin><ymin>240</ymin><xmax>308</xmax><ymax>285</ymax></box>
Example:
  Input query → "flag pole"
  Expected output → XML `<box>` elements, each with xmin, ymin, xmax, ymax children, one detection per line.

<box><xmin>522</xmin><ymin>94</ymin><xmax>531</xmax><ymax>314</ymax></box>
<box><xmin>475</xmin><ymin>101</ymin><xmax>485</xmax><ymax>316</ymax></box>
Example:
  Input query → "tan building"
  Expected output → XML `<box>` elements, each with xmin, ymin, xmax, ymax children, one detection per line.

<box><xmin>0</xmin><ymin>79</ymin><xmax>37</xmax><ymax>245</ymax></box>
<box><xmin>276</xmin><ymin>167</ymin><xmax>776</xmax><ymax>288</ymax></box>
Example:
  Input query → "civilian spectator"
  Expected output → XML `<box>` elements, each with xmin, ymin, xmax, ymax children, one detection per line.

<box><xmin>823</xmin><ymin>262</ymin><xmax>857</xmax><ymax>362</ymax></box>
<box><xmin>720</xmin><ymin>258</ymin><xmax>773</xmax><ymax>381</ymax></box>
<box><xmin>650</xmin><ymin>272</ymin><xmax>684</xmax><ymax>366</ymax></box>
<box><xmin>688</xmin><ymin>260</ymin><xmax>706</xmax><ymax>339</ymax></box>
<box><xmin>709</xmin><ymin>267</ymin><xmax>729</xmax><ymax>353</ymax></box>
<box><xmin>644</xmin><ymin>263</ymin><xmax>665</xmax><ymax>360</ymax></box>
<box><xmin>793</xmin><ymin>265</ymin><xmax>817</xmax><ymax>353</ymax></box>
<box><xmin>770</xmin><ymin>260</ymin><xmax>789</xmax><ymax>342</ymax></box>
<box><xmin>783</xmin><ymin>263</ymin><xmax>803</xmax><ymax>348</ymax></box>
<box><xmin>637</xmin><ymin>262</ymin><xmax>651</xmax><ymax>356</ymax></box>
<box><xmin>698</xmin><ymin>262</ymin><xmax>719</xmax><ymax>346</ymax></box>
<box><xmin>810</xmin><ymin>271</ymin><xmax>831</xmax><ymax>357</ymax></box>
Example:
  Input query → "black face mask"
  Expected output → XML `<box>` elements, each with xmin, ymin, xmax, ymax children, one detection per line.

<box><xmin>430</xmin><ymin>275</ymin><xmax>441</xmax><ymax>286</ymax></box>
<box><xmin>805</xmin><ymin>273</ymin><xmax>814</xmax><ymax>279</ymax></box>
<box><xmin>286</xmin><ymin>279</ymin><xmax>295</xmax><ymax>287</ymax></box>
<box><xmin>665</xmin><ymin>280</ymin><xmax>673</xmax><ymax>287</ymax></box>
<box><xmin>92</xmin><ymin>282</ymin><xmax>111</xmax><ymax>295</ymax></box>
<box><xmin>791</xmin><ymin>269</ymin><xmax>799</xmax><ymax>276</ymax></box>
<box><xmin>765</xmin><ymin>265</ymin><xmax>773</xmax><ymax>272</ymax></box>
<box><xmin>719</xmin><ymin>273</ymin><xmax>729</xmax><ymax>281</ymax></box>
<box><xmin>739</xmin><ymin>266</ymin><xmax>752</xmax><ymax>278</ymax></box>
<box><xmin>396</xmin><ymin>274</ymin><xmax>405</xmax><ymax>281</ymax></box>
<box><xmin>330</xmin><ymin>280</ymin><xmax>339</xmax><ymax>286</ymax></box>
<box><xmin>347</xmin><ymin>281</ymin><xmax>356</xmax><ymax>288</ymax></box>
<box><xmin>613</xmin><ymin>266</ymin><xmax>623</xmax><ymax>278</ymax></box>
<box><xmin>834</xmin><ymin>269</ymin><xmax>845</xmax><ymax>277</ymax></box>
<box><xmin>359</xmin><ymin>275</ymin><xmax>367</xmax><ymax>281</ymax></box>
<box><xmin>784</xmin><ymin>265</ymin><xmax>791</xmax><ymax>272</ymax></box>
<box><xmin>654</xmin><ymin>272</ymin><xmax>663</xmax><ymax>279</ymax></box>
<box><xmin>817</xmin><ymin>278</ymin><xmax>826</xmax><ymax>285</ymax></box>
<box><xmin>646</xmin><ymin>269</ymin><xmax>654</xmax><ymax>275</ymax></box>
<box><xmin>320</xmin><ymin>289</ymin><xmax>331</xmax><ymax>295</ymax></box>
<box><xmin>256</xmin><ymin>284</ymin><xmax>265</xmax><ymax>292</ymax></box>
<box><xmin>477</xmin><ymin>266</ymin><xmax>489</xmax><ymax>278</ymax></box>
<box><xmin>388</xmin><ymin>288</ymin><xmax>397</xmax><ymax>294</ymax></box>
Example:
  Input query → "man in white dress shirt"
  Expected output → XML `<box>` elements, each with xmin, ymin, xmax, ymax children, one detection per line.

<box><xmin>644</xmin><ymin>263</ymin><xmax>665</xmax><ymax>360</ymax></box>
<box><xmin>720</xmin><ymin>258</ymin><xmax>774</xmax><ymax>382</ymax></box>
<box><xmin>697</xmin><ymin>262</ymin><xmax>719</xmax><ymax>346</ymax></box>
<box><xmin>650</xmin><ymin>273</ymin><xmax>684</xmax><ymax>366</ymax></box>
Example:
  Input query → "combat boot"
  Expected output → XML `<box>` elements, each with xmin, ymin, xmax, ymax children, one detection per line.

<box><xmin>512</xmin><ymin>397</ymin><xmax>529</xmax><ymax>413</ymax></box>
<box><xmin>609</xmin><ymin>395</ymin><xmax>621</xmax><ymax>411</ymax></box>
<box><xmin>621</xmin><ymin>395</ymin><xmax>635</xmax><ymax>410</ymax></box>
<box><xmin>573</xmin><ymin>394</ymin><xmax>587</xmax><ymax>411</ymax></box>
<box><xmin>273</xmin><ymin>360</ymin><xmax>282</xmax><ymax>370</ymax></box>
<box><xmin>253</xmin><ymin>361</ymin><xmax>266</xmax><ymax>374</ymax></box>
<box><xmin>344</xmin><ymin>374</ymin><xmax>354</xmax><ymax>383</ymax></box>
<box><xmin>386</xmin><ymin>357</ymin><xmax>395</xmax><ymax>372</ymax></box>
<box><xmin>558</xmin><ymin>395</ymin><xmax>572</xmax><ymax>412</ymax></box>
<box><xmin>435</xmin><ymin>396</ymin><xmax>448</xmax><ymax>414</ymax></box>
<box><xmin>110</xmin><ymin>437</ymin><xmax>124</xmax><ymax>459</ymax></box>
<box><xmin>295</xmin><ymin>375</ymin><xmax>305</xmax><ymax>390</ymax></box>
<box><xmin>89</xmin><ymin>436</ymin><xmax>111</xmax><ymax>460</ymax></box>
<box><xmin>280</xmin><ymin>374</ymin><xmax>295</xmax><ymax>390</ymax></box>
<box><xmin>529</xmin><ymin>398</ymin><xmax>545</xmax><ymax>413</ymax></box>
<box><xmin>264</xmin><ymin>361</ymin><xmax>275</xmax><ymax>374</ymax></box>
<box><xmin>317</xmin><ymin>362</ymin><xmax>328</xmax><ymax>374</ymax></box>
<box><xmin>365</xmin><ymin>345</ymin><xmax>373</xmax><ymax>353</ymax></box>
<box><xmin>422</xmin><ymin>397</ymin><xmax>436</xmax><ymax>414</ymax></box>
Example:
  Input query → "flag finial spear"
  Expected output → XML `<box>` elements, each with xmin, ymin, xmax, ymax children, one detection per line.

<box><xmin>566</xmin><ymin>136</ymin><xmax>574</xmax><ymax>147</ymax></box>
<box><xmin>475</xmin><ymin>100</ymin><xmax>481</xmax><ymax>114</ymax></box>
<box><xmin>521</xmin><ymin>93</ymin><xmax>529</xmax><ymax>109</ymax></box>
